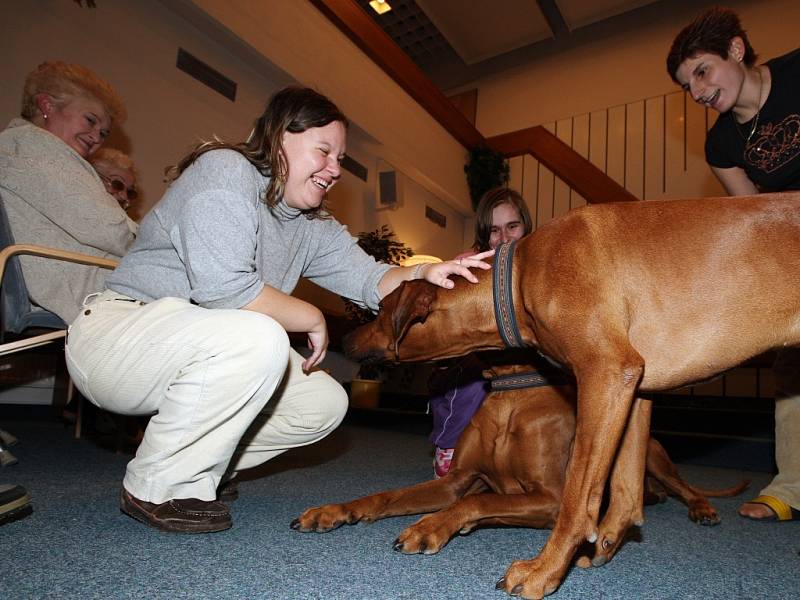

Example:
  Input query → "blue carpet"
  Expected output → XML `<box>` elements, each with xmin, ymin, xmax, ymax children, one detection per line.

<box><xmin>0</xmin><ymin>419</ymin><xmax>797</xmax><ymax>599</ymax></box>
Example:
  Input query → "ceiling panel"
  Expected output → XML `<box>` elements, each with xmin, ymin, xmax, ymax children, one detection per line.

<box><xmin>353</xmin><ymin>0</ymin><xmax>672</xmax><ymax>89</ymax></box>
<box><xmin>416</xmin><ymin>0</ymin><xmax>552</xmax><ymax>65</ymax></box>
<box><xmin>555</xmin><ymin>0</ymin><xmax>660</xmax><ymax>31</ymax></box>
<box><xmin>356</xmin><ymin>0</ymin><xmax>458</xmax><ymax>67</ymax></box>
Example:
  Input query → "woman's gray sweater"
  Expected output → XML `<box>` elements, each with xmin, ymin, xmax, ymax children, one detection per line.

<box><xmin>108</xmin><ymin>149</ymin><xmax>391</xmax><ymax>311</ymax></box>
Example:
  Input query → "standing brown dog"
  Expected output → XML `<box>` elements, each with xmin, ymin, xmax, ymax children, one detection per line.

<box><xmin>292</xmin><ymin>357</ymin><xmax>746</xmax><ymax>553</ymax></box>
<box><xmin>338</xmin><ymin>193</ymin><xmax>799</xmax><ymax>598</ymax></box>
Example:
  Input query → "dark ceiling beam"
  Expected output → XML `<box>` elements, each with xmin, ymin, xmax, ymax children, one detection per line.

<box><xmin>487</xmin><ymin>126</ymin><xmax>639</xmax><ymax>203</ymax></box>
<box><xmin>309</xmin><ymin>0</ymin><xmax>484</xmax><ymax>149</ymax></box>
<box><xmin>536</xmin><ymin>0</ymin><xmax>570</xmax><ymax>39</ymax></box>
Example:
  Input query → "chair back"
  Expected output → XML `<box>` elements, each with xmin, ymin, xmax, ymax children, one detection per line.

<box><xmin>0</xmin><ymin>196</ymin><xmax>65</xmax><ymax>336</ymax></box>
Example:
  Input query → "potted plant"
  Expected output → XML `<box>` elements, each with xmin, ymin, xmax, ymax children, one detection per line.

<box><xmin>345</xmin><ymin>225</ymin><xmax>413</xmax><ymax>408</ymax></box>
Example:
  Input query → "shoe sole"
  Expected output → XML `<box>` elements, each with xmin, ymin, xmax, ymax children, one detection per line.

<box><xmin>219</xmin><ymin>489</ymin><xmax>239</xmax><ymax>502</ymax></box>
<box><xmin>0</xmin><ymin>485</ymin><xmax>32</xmax><ymax>526</ymax></box>
<box><xmin>0</xmin><ymin>430</ymin><xmax>19</xmax><ymax>446</ymax></box>
<box><xmin>0</xmin><ymin>503</ymin><xmax>33</xmax><ymax>526</ymax></box>
<box><xmin>120</xmin><ymin>494</ymin><xmax>232</xmax><ymax>534</ymax></box>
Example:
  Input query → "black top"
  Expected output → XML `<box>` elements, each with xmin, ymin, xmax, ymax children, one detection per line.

<box><xmin>705</xmin><ymin>48</ymin><xmax>800</xmax><ymax>191</ymax></box>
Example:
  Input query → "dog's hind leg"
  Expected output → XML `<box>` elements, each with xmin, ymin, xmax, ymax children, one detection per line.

<box><xmin>497</xmin><ymin>346</ymin><xmax>644</xmax><ymax>599</ymax></box>
<box><xmin>584</xmin><ymin>396</ymin><xmax>652</xmax><ymax>568</ymax></box>
<box><xmin>645</xmin><ymin>437</ymin><xmax>742</xmax><ymax>525</ymax></box>
<box><xmin>291</xmin><ymin>470</ymin><xmax>482</xmax><ymax>533</ymax></box>
<box><xmin>393</xmin><ymin>491</ymin><xmax>560</xmax><ymax>555</ymax></box>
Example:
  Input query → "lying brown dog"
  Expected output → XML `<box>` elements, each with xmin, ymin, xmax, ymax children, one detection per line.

<box><xmin>292</xmin><ymin>358</ymin><xmax>746</xmax><ymax>554</ymax></box>
<box><xmin>338</xmin><ymin>193</ymin><xmax>799</xmax><ymax>598</ymax></box>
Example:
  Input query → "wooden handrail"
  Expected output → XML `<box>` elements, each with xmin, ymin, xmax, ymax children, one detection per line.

<box><xmin>309</xmin><ymin>0</ymin><xmax>483</xmax><ymax>149</ymax></box>
<box><xmin>487</xmin><ymin>126</ymin><xmax>639</xmax><ymax>204</ymax></box>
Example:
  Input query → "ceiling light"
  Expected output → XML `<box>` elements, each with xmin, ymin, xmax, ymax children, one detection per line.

<box><xmin>369</xmin><ymin>0</ymin><xmax>392</xmax><ymax>15</ymax></box>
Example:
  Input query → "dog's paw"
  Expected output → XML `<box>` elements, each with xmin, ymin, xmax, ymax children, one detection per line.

<box><xmin>290</xmin><ymin>504</ymin><xmax>360</xmax><ymax>533</ymax></box>
<box><xmin>688</xmin><ymin>502</ymin><xmax>721</xmax><ymax>526</ymax></box>
<box><xmin>497</xmin><ymin>557</ymin><xmax>563</xmax><ymax>599</ymax></box>
<box><xmin>591</xmin><ymin>520</ymin><xmax>642</xmax><ymax>567</ymax></box>
<box><xmin>392</xmin><ymin>515</ymin><xmax>453</xmax><ymax>555</ymax></box>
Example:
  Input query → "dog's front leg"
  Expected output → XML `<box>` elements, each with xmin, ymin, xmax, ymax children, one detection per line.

<box><xmin>291</xmin><ymin>473</ymin><xmax>475</xmax><ymax>533</ymax></box>
<box><xmin>394</xmin><ymin>491</ymin><xmax>561</xmax><ymax>555</ymax></box>
<box><xmin>497</xmin><ymin>351</ymin><xmax>643</xmax><ymax>599</ymax></box>
<box><xmin>582</xmin><ymin>396</ymin><xmax>652</xmax><ymax>568</ymax></box>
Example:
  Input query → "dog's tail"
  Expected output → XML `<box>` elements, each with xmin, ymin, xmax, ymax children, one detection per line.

<box><xmin>684</xmin><ymin>479</ymin><xmax>750</xmax><ymax>498</ymax></box>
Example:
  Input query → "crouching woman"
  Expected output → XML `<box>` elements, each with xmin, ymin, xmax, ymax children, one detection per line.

<box><xmin>65</xmin><ymin>86</ymin><xmax>491</xmax><ymax>533</ymax></box>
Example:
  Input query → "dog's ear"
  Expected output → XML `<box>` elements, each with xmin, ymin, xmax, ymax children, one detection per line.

<box><xmin>391</xmin><ymin>280</ymin><xmax>436</xmax><ymax>354</ymax></box>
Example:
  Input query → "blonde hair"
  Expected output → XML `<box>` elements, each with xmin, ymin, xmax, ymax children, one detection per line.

<box><xmin>21</xmin><ymin>61</ymin><xmax>127</xmax><ymax>123</ymax></box>
<box><xmin>90</xmin><ymin>148</ymin><xmax>137</xmax><ymax>179</ymax></box>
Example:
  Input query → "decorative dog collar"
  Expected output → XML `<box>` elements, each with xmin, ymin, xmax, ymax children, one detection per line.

<box><xmin>490</xmin><ymin>370</ymin><xmax>567</xmax><ymax>391</ymax></box>
<box><xmin>493</xmin><ymin>239</ymin><xmax>526</xmax><ymax>348</ymax></box>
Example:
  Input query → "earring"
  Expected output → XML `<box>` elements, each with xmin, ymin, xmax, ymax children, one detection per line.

<box><xmin>43</xmin><ymin>113</ymin><xmax>48</xmax><ymax>121</ymax></box>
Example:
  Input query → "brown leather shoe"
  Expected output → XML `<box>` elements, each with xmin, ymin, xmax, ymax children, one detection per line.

<box><xmin>217</xmin><ymin>479</ymin><xmax>239</xmax><ymax>502</ymax></box>
<box><xmin>120</xmin><ymin>488</ymin><xmax>231</xmax><ymax>533</ymax></box>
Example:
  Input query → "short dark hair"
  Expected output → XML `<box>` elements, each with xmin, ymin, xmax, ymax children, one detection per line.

<box><xmin>666</xmin><ymin>6</ymin><xmax>757</xmax><ymax>83</ymax></box>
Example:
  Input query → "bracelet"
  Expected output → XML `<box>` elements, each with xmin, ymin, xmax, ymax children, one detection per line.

<box><xmin>412</xmin><ymin>263</ymin><xmax>428</xmax><ymax>280</ymax></box>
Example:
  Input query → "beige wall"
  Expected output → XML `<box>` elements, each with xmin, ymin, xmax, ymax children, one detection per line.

<box><xmin>177</xmin><ymin>0</ymin><xmax>472</xmax><ymax>215</ymax></box>
<box><xmin>0</xmin><ymin>0</ymin><xmax>472</xmax><ymax>314</ymax></box>
<box><xmin>0</xmin><ymin>0</ymin><xmax>291</xmax><ymax>219</ymax></box>
<box><xmin>469</xmin><ymin>0</ymin><xmax>798</xmax><ymax>136</ymax></box>
<box><xmin>310</xmin><ymin>137</ymin><xmax>469</xmax><ymax>314</ymax></box>
<box><xmin>465</xmin><ymin>0</ymin><xmax>799</xmax><ymax>227</ymax></box>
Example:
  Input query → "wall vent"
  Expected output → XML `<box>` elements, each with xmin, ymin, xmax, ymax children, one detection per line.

<box><xmin>341</xmin><ymin>155</ymin><xmax>368</xmax><ymax>181</ymax></box>
<box><xmin>176</xmin><ymin>48</ymin><xmax>237</xmax><ymax>101</ymax></box>
<box><xmin>425</xmin><ymin>205</ymin><xmax>446</xmax><ymax>228</ymax></box>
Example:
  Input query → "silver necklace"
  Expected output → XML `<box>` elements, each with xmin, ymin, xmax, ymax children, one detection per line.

<box><xmin>735</xmin><ymin>67</ymin><xmax>763</xmax><ymax>147</ymax></box>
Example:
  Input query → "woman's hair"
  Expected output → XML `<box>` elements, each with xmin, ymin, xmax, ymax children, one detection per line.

<box><xmin>90</xmin><ymin>148</ymin><xmax>137</xmax><ymax>179</ymax></box>
<box><xmin>21</xmin><ymin>61</ymin><xmax>126</xmax><ymax>123</ymax></box>
<box><xmin>666</xmin><ymin>6</ymin><xmax>757</xmax><ymax>83</ymax></box>
<box><xmin>170</xmin><ymin>86</ymin><xmax>348</xmax><ymax>215</ymax></box>
<box><xmin>472</xmin><ymin>187</ymin><xmax>533</xmax><ymax>252</ymax></box>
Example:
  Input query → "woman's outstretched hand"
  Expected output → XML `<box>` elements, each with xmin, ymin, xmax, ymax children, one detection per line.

<box><xmin>419</xmin><ymin>249</ymin><xmax>494</xmax><ymax>289</ymax></box>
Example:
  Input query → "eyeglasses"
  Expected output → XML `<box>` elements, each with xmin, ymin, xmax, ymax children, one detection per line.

<box><xmin>100</xmin><ymin>174</ymin><xmax>138</xmax><ymax>201</ymax></box>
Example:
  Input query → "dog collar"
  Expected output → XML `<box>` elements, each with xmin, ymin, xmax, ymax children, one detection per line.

<box><xmin>490</xmin><ymin>370</ymin><xmax>568</xmax><ymax>391</ymax></box>
<box><xmin>493</xmin><ymin>239</ymin><xmax>526</xmax><ymax>348</ymax></box>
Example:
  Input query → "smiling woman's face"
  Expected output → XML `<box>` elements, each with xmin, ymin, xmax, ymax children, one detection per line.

<box><xmin>281</xmin><ymin>120</ymin><xmax>346</xmax><ymax>210</ymax></box>
<box><xmin>675</xmin><ymin>51</ymin><xmax>743</xmax><ymax>114</ymax></box>
<box><xmin>42</xmin><ymin>95</ymin><xmax>111</xmax><ymax>159</ymax></box>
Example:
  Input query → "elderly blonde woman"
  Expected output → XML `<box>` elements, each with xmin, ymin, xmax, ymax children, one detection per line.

<box><xmin>0</xmin><ymin>61</ymin><xmax>137</xmax><ymax>324</ymax></box>
<box><xmin>90</xmin><ymin>148</ymin><xmax>139</xmax><ymax>214</ymax></box>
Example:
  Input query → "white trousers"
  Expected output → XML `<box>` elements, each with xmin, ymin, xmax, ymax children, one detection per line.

<box><xmin>65</xmin><ymin>291</ymin><xmax>347</xmax><ymax>504</ymax></box>
<box><xmin>763</xmin><ymin>348</ymin><xmax>800</xmax><ymax>510</ymax></box>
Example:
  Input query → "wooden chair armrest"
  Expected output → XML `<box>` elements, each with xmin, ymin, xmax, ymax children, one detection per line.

<box><xmin>0</xmin><ymin>243</ymin><xmax>119</xmax><ymax>282</ymax></box>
